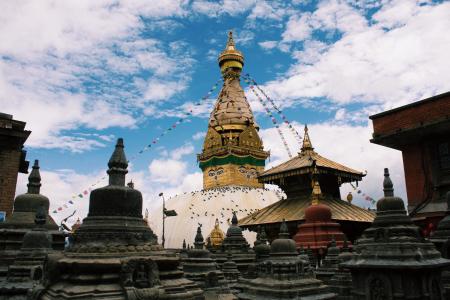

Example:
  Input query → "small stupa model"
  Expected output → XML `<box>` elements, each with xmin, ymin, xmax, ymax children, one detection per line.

<box><xmin>315</xmin><ymin>239</ymin><xmax>341</xmax><ymax>285</ymax></box>
<box><xmin>211</xmin><ymin>212</ymin><xmax>255</xmax><ymax>274</ymax></box>
<box><xmin>152</xmin><ymin>32</ymin><xmax>280</xmax><ymax>248</ymax></box>
<box><xmin>0</xmin><ymin>206</ymin><xmax>53</xmax><ymax>299</ymax></box>
<box><xmin>182</xmin><ymin>225</ymin><xmax>228</xmax><ymax>293</ymax></box>
<box><xmin>238</xmin><ymin>220</ymin><xmax>336</xmax><ymax>300</ymax></box>
<box><xmin>38</xmin><ymin>139</ymin><xmax>203</xmax><ymax>299</ymax></box>
<box><xmin>0</xmin><ymin>160</ymin><xmax>64</xmax><ymax>279</ymax></box>
<box><xmin>430</xmin><ymin>191</ymin><xmax>450</xmax><ymax>297</ymax></box>
<box><xmin>328</xmin><ymin>244</ymin><xmax>353</xmax><ymax>300</ymax></box>
<box><xmin>343</xmin><ymin>168</ymin><xmax>450</xmax><ymax>299</ymax></box>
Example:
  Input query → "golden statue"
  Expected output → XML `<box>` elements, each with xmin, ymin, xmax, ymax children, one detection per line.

<box><xmin>207</xmin><ymin>219</ymin><xmax>225</xmax><ymax>248</ymax></box>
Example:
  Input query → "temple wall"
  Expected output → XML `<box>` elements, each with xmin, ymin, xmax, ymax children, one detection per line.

<box><xmin>203</xmin><ymin>164</ymin><xmax>264</xmax><ymax>189</ymax></box>
<box><xmin>0</xmin><ymin>149</ymin><xmax>21</xmax><ymax>217</ymax></box>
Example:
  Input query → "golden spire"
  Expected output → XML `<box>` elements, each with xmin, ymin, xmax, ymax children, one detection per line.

<box><xmin>218</xmin><ymin>31</ymin><xmax>244</xmax><ymax>74</ymax></box>
<box><xmin>301</xmin><ymin>124</ymin><xmax>315</xmax><ymax>154</ymax></box>
<box><xmin>311</xmin><ymin>162</ymin><xmax>322</xmax><ymax>205</ymax></box>
<box><xmin>207</xmin><ymin>218</ymin><xmax>225</xmax><ymax>248</ymax></box>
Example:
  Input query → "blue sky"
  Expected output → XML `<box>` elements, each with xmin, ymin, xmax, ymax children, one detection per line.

<box><xmin>2</xmin><ymin>0</ymin><xmax>449</xmax><ymax>222</ymax></box>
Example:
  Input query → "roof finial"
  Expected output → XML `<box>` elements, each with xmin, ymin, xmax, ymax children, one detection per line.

<box><xmin>227</xmin><ymin>31</ymin><xmax>235</xmax><ymax>48</ymax></box>
<box><xmin>311</xmin><ymin>161</ymin><xmax>322</xmax><ymax>205</ymax></box>
<box><xmin>194</xmin><ymin>224</ymin><xmax>204</xmax><ymax>249</ymax></box>
<box><xmin>383</xmin><ymin>168</ymin><xmax>394</xmax><ymax>197</ymax></box>
<box><xmin>231</xmin><ymin>211</ymin><xmax>238</xmax><ymax>225</ymax></box>
<box><xmin>107</xmin><ymin>138</ymin><xmax>128</xmax><ymax>186</ymax></box>
<box><xmin>27</xmin><ymin>160</ymin><xmax>41</xmax><ymax>194</ymax></box>
<box><xmin>279</xmin><ymin>219</ymin><xmax>289</xmax><ymax>239</ymax></box>
<box><xmin>301</xmin><ymin>124</ymin><xmax>314</xmax><ymax>154</ymax></box>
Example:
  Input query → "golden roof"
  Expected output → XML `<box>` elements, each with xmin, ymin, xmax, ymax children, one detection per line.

<box><xmin>259</xmin><ymin>125</ymin><xmax>364</xmax><ymax>182</ymax></box>
<box><xmin>207</xmin><ymin>219</ymin><xmax>225</xmax><ymax>248</ymax></box>
<box><xmin>218</xmin><ymin>31</ymin><xmax>244</xmax><ymax>71</ymax></box>
<box><xmin>239</xmin><ymin>196</ymin><xmax>375</xmax><ymax>227</ymax></box>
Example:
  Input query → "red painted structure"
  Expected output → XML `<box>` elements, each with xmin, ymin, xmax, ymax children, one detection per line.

<box><xmin>293</xmin><ymin>202</ymin><xmax>350</xmax><ymax>253</ymax></box>
<box><xmin>370</xmin><ymin>91</ymin><xmax>450</xmax><ymax>234</ymax></box>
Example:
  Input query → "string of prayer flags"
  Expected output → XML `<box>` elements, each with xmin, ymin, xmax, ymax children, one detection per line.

<box><xmin>244</xmin><ymin>76</ymin><xmax>293</xmax><ymax>158</ymax></box>
<box><xmin>244</xmin><ymin>73</ymin><xmax>303</xmax><ymax>145</ymax></box>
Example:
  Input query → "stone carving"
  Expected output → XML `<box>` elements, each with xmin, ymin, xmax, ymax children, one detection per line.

<box><xmin>121</xmin><ymin>258</ymin><xmax>159</xmax><ymax>289</ymax></box>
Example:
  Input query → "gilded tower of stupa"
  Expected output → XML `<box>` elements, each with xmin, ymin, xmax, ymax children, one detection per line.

<box><xmin>198</xmin><ymin>32</ymin><xmax>269</xmax><ymax>190</ymax></box>
<box><xmin>151</xmin><ymin>32</ymin><xmax>280</xmax><ymax>249</ymax></box>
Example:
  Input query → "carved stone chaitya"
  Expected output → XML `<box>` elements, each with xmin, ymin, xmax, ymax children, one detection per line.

<box><xmin>315</xmin><ymin>239</ymin><xmax>341</xmax><ymax>285</ymax></box>
<box><xmin>182</xmin><ymin>225</ymin><xmax>228</xmax><ymax>292</ymax></box>
<box><xmin>430</xmin><ymin>191</ymin><xmax>450</xmax><ymax>297</ymax></box>
<box><xmin>328</xmin><ymin>245</ymin><xmax>353</xmax><ymax>300</ymax></box>
<box><xmin>0</xmin><ymin>206</ymin><xmax>53</xmax><ymax>299</ymax></box>
<box><xmin>238</xmin><ymin>220</ymin><xmax>336</xmax><ymax>300</ymax></box>
<box><xmin>0</xmin><ymin>160</ymin><xmax>64</xmax><ymax>280</ymax></box>
<box><xmin>343</xmin><ymin>168</ymin><xmax>450</xmax><ymax>300</ymax></box>
<box><xmin>212</xmin><ymin>212</ymin><xmax>255</xmax><ymax>275</ymax></box>
<box><xmin>36</xmin><ymin>138</ymin><xmax>203</xmax><ymax>299</ymax></box>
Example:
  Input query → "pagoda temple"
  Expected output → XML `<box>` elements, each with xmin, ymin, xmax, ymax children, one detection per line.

<box><xmin>151</xmin><ymin>32</ymin><xmax>279</xmax><ymax>248</ymax></box>
<box><xmin>239</xmin><ymin>125</ymin><xmax>374</xmax><ymax>242</ymax></box>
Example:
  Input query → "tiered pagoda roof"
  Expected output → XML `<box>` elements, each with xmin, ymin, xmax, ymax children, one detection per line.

<box><xmin>239</xmin><ymin>126</ymin><xmax>374</xmax><ymax>229</ymax></box>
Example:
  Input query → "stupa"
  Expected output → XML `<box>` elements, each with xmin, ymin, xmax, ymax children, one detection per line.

<box><xmin>38</xmin><ymin>139</ymin><xmax>203</xmax><ymax>299</ymax></box>
<box><xmin>206</xmin><ymin>219</ymin><xmax>225</xmax><ymax>250</ymax></box>
<box><xmin>211</xmin><ymin>212</ymin><xmax>255</xmax><ymax>274</ymax></box>
<box><xmin>182</xmin><ymin>225</ymin><xmax>228</xmax><ymax>292</ymax></box>
<box><xmin>293</xmin><ymin>172</ymin><xmax>350</xmax><ymax>255</ymax></box>
<box><xmin>0</xmin><ymin>160</ymin><xmax>64</xmax><ymax>279</ymax></box>
<box><xmin>329</xmin><ymin>245</ymin><xmax>353</xmax><ymax>300</ymax></box>
<box><xmin>430</xmin><ymin>191</ymin><xmax>450</xmax><ymax>297</ymax></box>
<box><xmin>343</xmin><ymin>168</ymin><xmax>450</xmax><ymax>299</ymax></box>
<box><xmin>315</xmin><ymin>239</ymin><xmax>341</xmax><ymax>285</ymax></box>
<box><xmin>151</xmin><ymin>32</ymin><xmax>280</xmax><ymax>248</ymax></box>
<box><xmin>0</xmin><ymin>206</ymin><xmax>53</xmax><ymax>299</ymax></box>
<box><xmin>240</xmin><ymin>126</ymin><xmax>374</xmax><ymax>242</ymax></box>
<box><xmin>238</xmin><ymin>220</ymin><xmax>336</xmax><ymax>300</ymax></box>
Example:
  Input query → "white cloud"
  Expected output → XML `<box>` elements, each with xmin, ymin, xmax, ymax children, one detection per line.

<box><xmin>265</xmin><ymin>0</ymin><xmax>450</xmax><ymax>111</ymax></box>
<box><xmin>144</xmin><ymin>79</ymin><xmax>188</xmax><ymax>102</ymax></box>
<box><xmin>149</xmin><ymin>159</ymin><xmax>187</xmax><ymax>185</ymax></box>
<box><xmin>0</xmin><ymin>0</ymin><xmax>193</xmax><ymax>152</ymax></box>
<box><xmin>192</xmin><ymin>131</ymin><xmax>206</xmax><ymax>140</ymax></box>
<box><xmin>259</xmin><ymin>40</ymin><xmax>278</xmax><ymax>50</ymax></box>
<box><xmin>170</xmin><ymin>143</ymin><xmax>195</xmax><ymax>160</ymax></box>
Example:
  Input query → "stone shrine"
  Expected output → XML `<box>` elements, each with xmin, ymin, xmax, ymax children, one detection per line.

<box><xmin>0</xmin><ymin>206</ymin><xmax>53</xmax><ymax>299</ymax></box>
<box><xmin>37</xmin><ymin>138</ymin><xmax>203</xmax><ymax>299</ymax></box>
<box><xmin>0</xmin><ymin>160</ymin><xmax>64</xmax><ymax>280</ymax></box>
<box><xmin>237</xmin><ymin>220</ymin><xmax>336</xmax><ymax>300</ymax></box>
<box><xmin>182</xmin><ymin>225</ymin><xmax>228</xmax><ymax>292</ymax></box>
<box><xmin>329</xmin><ymin>245</ymin><xmax>353</xmax><ymax>300</ymax></box>
<box><xmin>343</xmin><ymin>168</ymin><xmax>450</xmax><ymax>299</ymax></box>
<box><xmin>315</xmin><ymin>239</ymin><xmax>341</xmax><ymax>285</ymax></box>
<box><xmin>212</xmin><ymin>212</ymin><xmax>255</xmax><ymax>274</ymax></box>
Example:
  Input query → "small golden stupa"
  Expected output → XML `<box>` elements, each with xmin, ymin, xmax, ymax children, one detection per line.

<box><xmin>207</xmin><ymin>218</ymin><xmax>225</xmax><ymax>248</ymax></box>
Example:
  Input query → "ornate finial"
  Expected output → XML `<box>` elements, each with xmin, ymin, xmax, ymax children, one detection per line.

<box><xmin>311</xmin><ymin>171</ymin><xmax>322</xmax><ymax>205</ymax></box>
<box><xmin>182</xmin><ymin>239</ymin><xmax>186</xmax><ymax>250</ymax></box>
<box><xmin>35</xmin><ymin>205</ymin><xmax>46</xmax><ymax>226</ymax></box>
<box><xmin>194</xmin><ymin>225</ymin><xmax>204</xmax><ymax>249</ymax></box>
<box><xmin>260</xmin><ymin>226</ymin><xmax>268</xmax><ymax>243</ymax></box>
<box><xmin>383</xmin><ymin>168</ymin><xmax>394</xmax><ymax>197</ymax></box>
<box><xmin>107</xmin><ymin>138</ymin><xmax>128</xmax><ymax>186</ymax></box>
<box><xmin>279</xmin><ymin>219</ymin><xmax>289</xmax><ymax>239</ymax></box>
<box><xmin>226</xmin><ymin>31</ymin><xmax>235</xmax><ymax>48</ymax></box>
<box><xmin>27</xmin><ymin>160</ymin><xmax>41</xmax><ymax>194</ymax></box>
<box><xmin>215</xmin><ymin>218</ymin><xmax>220</xmax><ymax>227</ymax></box>
<box><xmin>346</xmin><ymin>192</ymin><xmax>353</xmax><ymax>203</ymax></box>
<box><xmin>127</xmin><ymin>180</ymin><xmax>134</xmax><ymax>189</ymax></box>
<box><xmin>231</xmin><ymin>211</ymin><xmax>238</xmax><ymax>225</ymax></box>
<box><xmin>301</xmin><ymin>125</ymin><xmax>314</xmax><ymax>154</ymax></box>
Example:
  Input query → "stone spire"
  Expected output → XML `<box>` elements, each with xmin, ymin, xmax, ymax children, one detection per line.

<box><xmin>27</xmin><ymin>160</ymin><xmax>41</xmax><ymax>194</ymax></box>
<box><xmin>254</xmin><ymin>226</ymin><xmax>270</xmax><ymax>261</ymax></box>
<box><xmin>316</xmin><ymin>239</ymin><xmax>341</xmax><ymax>284</ymax></box>
<box><xmin>107</xmin><ymin>138</ymin><xmax>128</xmax><ymax>186</ymax></box>
<box><xmin>342</xmin><ymin>168</ymin><xmax>450</xmax><ymax>299</ymax></box>
<box><xmin>300</xmin><ymin>125</ymin><xmax>315</xmax><ymax>154</ymax></box>
<box><xmin>194</xmin><ymin>225</ymin><xmax>204</xmax><ymax>249</ymax></box>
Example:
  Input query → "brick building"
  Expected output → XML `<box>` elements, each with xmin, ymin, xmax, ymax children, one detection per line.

<box><xmin>370</xmin><ymin>91</ymin><xmax>450</xmax><ymax>231</ymax></box>
<box><xmin>0</xmin><ymin>113</ymin><xmax>30</xmax><ymax>218</ymax></box>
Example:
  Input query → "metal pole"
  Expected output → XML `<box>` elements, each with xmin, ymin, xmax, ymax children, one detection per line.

<box><xmin>162</xmin><ymin>194</ymin><xmax>165</xmax><ymax>248</ymax></box>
